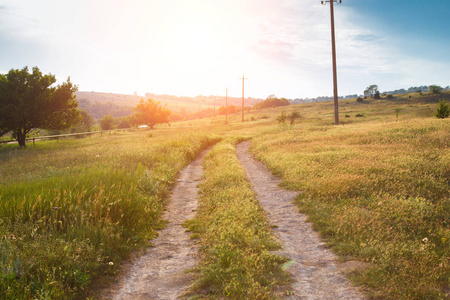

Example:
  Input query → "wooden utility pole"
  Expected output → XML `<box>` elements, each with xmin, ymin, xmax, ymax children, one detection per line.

<box><xmin>241</xmin><ymin>74</ymin><xmax>246</xmax><ymax>122</ymax></box>
<box><xmin>322</xmin><ymin>0</ymin><xmax>341</xmax><ymax>125</ymax></box>
<box><xmin>225</xmin><ymin>88</ymin><xmax>228</xmax><ymax>124</ymax></box>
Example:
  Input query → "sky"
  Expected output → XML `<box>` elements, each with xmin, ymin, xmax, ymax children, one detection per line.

<box><xmin>0</xmin><ymin>0</ymin><xmax>449</xmax><ymax>100</ymax></box>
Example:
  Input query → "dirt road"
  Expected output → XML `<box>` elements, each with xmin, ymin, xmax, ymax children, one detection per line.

<box><xmin>236</xmin><ymin>141</ymin><xmax>365</xmax><ymax>299</ymax></box>
<box><xmin>102</xmin><ymin>142</ymin><xmax>365</xmax><ymax>299</ymax></box>
<box><xmin>101</xmin><ymin>149</ymin><xmax>209</xmax><ymax>299</ymax></box>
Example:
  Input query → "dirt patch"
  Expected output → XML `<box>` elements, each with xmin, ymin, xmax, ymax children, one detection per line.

<box><xmin>100</xmin><ymin>149</ymin><xmax>209</xmax><ymax>299</ymax></box>
<box><xmin>236</xmin><ymin>141</ymin><xmax>366</xmax><ymax>299</ymax></box>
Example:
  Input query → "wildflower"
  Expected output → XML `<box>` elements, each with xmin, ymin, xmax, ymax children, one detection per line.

<box><xmin>10</xmin><ymin>234</ymin><xmax>15</xmax><ymax>240</ymax></box>
<box><xmin>2</xmin><ymin>235</ymin><xmax>6</xmax><ymax>240</ymax></box>
<box><xmin>109</xmin><ymin>262</ymin><xmax>114</xmax><ymax>266</ymax></box>
<box><xmin>53</xmin><ymin>207</ymin><xmax>58</xmax><ymax>210</ymax></box>
<box><xmin>422</xmin><ymin>237</ymin><xmax>428</xmax><ymax>243</ymax></box>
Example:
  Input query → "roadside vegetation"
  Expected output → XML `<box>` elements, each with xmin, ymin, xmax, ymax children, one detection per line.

<box><xmin>1</xmin><ymin>90</ymin><xmax>449</xmax><ymax>299</ymax></box>
<box><xmin>186</xmin><ymin>139</ymin><xmax>289</xmax><ymax>299</ymax></box>
<box><xmin>0</xmin><ymin>130</ymin><xmax>220</xmax><ymax>299</ymax></box>
<box><xmin>250</xmin><ymin>116</ymin><xmax>449</xmax><ymax>298</ymax></box>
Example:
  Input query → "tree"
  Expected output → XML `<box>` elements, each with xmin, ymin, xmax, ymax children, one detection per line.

<box><xmin>133</xmin><ymin>98</ymin><xmax>171</xmax><ymax>129</ymax></box>
<box><xmin>429</xmin><ymin>85</ymin><xmax>443</xmax><ymax>94</ymax></box>
<box><xmin>218</xmin><ymin>105</ymin><xmax>239</xmax><ymax>115</ymax></box>
<box><xmin>0</xmin><ymin>66</ymin><xmax>79</xmax><ymax>147</ymax></box>
<box><xmin>364</xmin><ymin>85</ymin><xmax>379</xmax><ymax>98</ymax></box>
<box><xmin>435</xmin><ymin>99</ymin><xmax>449</xmax><ymax>119</ymax></box>
<box><xmin>116</xmin><ymin>116</ymin><xmax>131</xmax><ymax>129</ymax></box>
<box><xmin>253</xmin><ymin>95</ymin><xmax>290</xmax><ymax>110</ymax></box>
<box><xmin>80</xmin><ymin>111</ymin><xmax>95</xmax><ymax>131</ymax></box>
<box><xmin>71</xmin><ymin>110</ymin><xmax>94</xmax><ymax>133</ymax></box>
<box><xmin>374</xmin><ymin>91</ymin><xmax>381</xmax><ymax>99</ymax></box>
<box><xmin>99</xmin><ymin>114</ymin><xmax>116</xmax><ymax>130</ymax></box>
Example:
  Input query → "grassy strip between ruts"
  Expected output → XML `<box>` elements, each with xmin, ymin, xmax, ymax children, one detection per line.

<box><xmin>250</xmin><ymin>118</ymin><xmax>449</xmax><ymax>299</ymax></box>
<box><xmin>186</xmin><ymin>138</ymin><xmax>289</xmax><ymax>299</ymax></box>
<box><xmin>0</xmin><ymin>131</ymin><xmax>221</xmax><ymax>299</ymax></box>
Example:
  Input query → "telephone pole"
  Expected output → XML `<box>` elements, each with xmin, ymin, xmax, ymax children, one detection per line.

<box><xmin>241</xmin><ymin>74</ymin><xmax>246</xmax><ymax>122</ymax></box>
<box><xmin>225</xmin><ymin>88</ymin><xmax>228</xmax><ymax>124</ymax></box>
<box><xmin>322</xmin><ymin>0</ymin><xmax>341</xmax><ymax>125</ymax></box>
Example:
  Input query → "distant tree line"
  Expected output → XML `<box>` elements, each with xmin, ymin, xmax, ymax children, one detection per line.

<box><xmin>78</xmin><ymin>99</ymin><xmax>133</xmax><ymax>119</ymax></box>
<box><xmin>253</xmin><ymin>94</ymin><xmax>290</xmax><ymax>109</ymax></box>
<box><xmin>382</xmin><ymin>85</ymin><xmax>449</xmax><ymax>95</ymax></box>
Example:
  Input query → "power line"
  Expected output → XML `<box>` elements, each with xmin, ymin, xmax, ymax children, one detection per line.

<box><xmin>299</xmin><ymin>3</ymin><xmax>322</xmax><ymax>30</ymax></box>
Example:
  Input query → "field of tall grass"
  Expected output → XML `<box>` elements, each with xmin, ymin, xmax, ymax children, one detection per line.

<box><xmin>250</xmin><ymin>116</ymin><xmax>449</xmax><ymax>298</ymax></box>
<box><xmin>1</xmin><ymin>92</ymin><xmax>448</xmax><ymax>299</ymax></box>
<box><xmin>0</xmin><ymin>130</ymin><xmax>220</xmax><ymax>299</ymax></box>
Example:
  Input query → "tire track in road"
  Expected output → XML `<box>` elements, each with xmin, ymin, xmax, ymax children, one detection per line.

<box><xmin>102</xmin><ymin>149</ymin><xmax>209</xmax><ymax>300</ymax></box>
<box><xmin>236</xmin><ymin>141</ymin><xmax>365</xmax><ymax>300</ymax></box>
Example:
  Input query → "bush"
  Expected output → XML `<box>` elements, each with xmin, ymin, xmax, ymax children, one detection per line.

<box><xmin>289</xmin><ymin>111</ymin><xmax>301</xmax><ymax>125</ymax></box>
<box><xmin>99</xmin><ymin>114</ymin><xmax>115</xmax><ymax>130</ymax></box>
<box><xmin>429</xmin><ymin>85</ymin><xmax>443</xmax><ymax>94</ymax></box>
<box><xmin>254</xmin><ymin>95</ymin><xmax>290</xmax><ymax>110</ymax></box>
<box><xmin>435</xmin><ymin>99</ymin><xmax>450</xmax><ymax>119</ymax></box>
<box><xmin>356</xmin><ymin>97</ymin><xmax>363</xmax><ymax>102</ymax></box>
<box><xmin>386</xmin><ymin>94</ymin><xmax>395</xmax><ymax>99</ymax></box>
<box><xmin>276</xmin><ymin>111</ymin><xmax>287</xmax><ymax>124</ymax></box>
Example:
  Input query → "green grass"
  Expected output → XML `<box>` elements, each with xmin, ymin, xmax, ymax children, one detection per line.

<box><xmin>250</xmin><ymin>117</ymin><xmax>449</xmax><ymax>299</ymax></box>
<box><xmin>1</xmin><ymin>92</ymin><xmax>449</xmax><ymax>299</ymax></box>
<box><xmin>186</xmin><ymin>139</ymin><xmax>289</xmax><ymax>299</ymax></box>
<box><xmin>0</xmin><ymin>130</ymin><xmax>220</xmax><ymax>299</ymax></box>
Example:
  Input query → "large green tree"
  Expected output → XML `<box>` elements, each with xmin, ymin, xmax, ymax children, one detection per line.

<box><xmin>0</xmin><ymin>66</ymin><xmax>80</xmax><ymax>146</ymax></box>
<box><xmin>133</xmin><ymin>98</ymin><xmax>171</xmax><ymax>129</ymax></box>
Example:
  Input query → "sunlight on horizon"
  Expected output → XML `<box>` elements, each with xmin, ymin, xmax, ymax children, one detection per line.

<box><xmin>2</xmin><ymin>0</ymin><xmax>448</xmax><ymax>98</ymax></box>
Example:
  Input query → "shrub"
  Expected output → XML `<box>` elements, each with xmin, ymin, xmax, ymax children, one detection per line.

<box><xmin>356</xmin><ymin>97</ymin><xmax>363</xmax><ymax>102</ymax></box>
<box><xmin>99</xmin><ymin>114</ymin><xmax>115</xmax><ymax>130</ymax></box>
<box><xmin>289</xmin><ymin>111</ymin><xmax>301</xmax><ymax>125</ymax></box>
<box><xmin>429</xmin><ymin>85</ymin><xmax>443</xmax><ymax>94</ymax></box>
<box><xmin>386</xmin><ymin>94</ymin><xmax>395</xmax><ymax>99</ymax></box>
<box><xmin>254</xmin><ymin>95</ymin><xmax>290</xmax><ymax>110</ymax></box>
<box><xmin>435</xmin><ymin>99</ymin><xmax>450</xmax><ymax>119</ymax></box>
<box><xmin>395</xmin><ymin>108</ymin><xmax>401</xmax><ymax>121</ymax></box>
<box><xmin>276</xmin><ymin>111</ymin><xmax>287</xmax><ymax>124</ymax></box>
<box><xmin>355</xmin><ymin>113</ymin><xmax>365</xmax><ymax>118</ymax></box>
